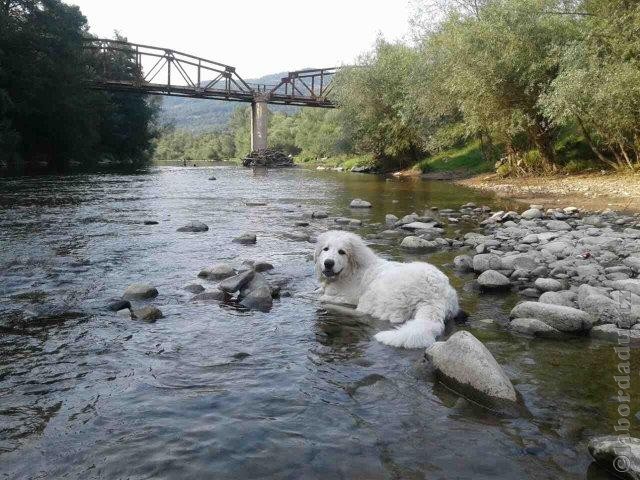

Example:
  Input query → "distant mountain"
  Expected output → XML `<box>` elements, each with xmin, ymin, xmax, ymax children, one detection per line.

<box><xmin>159</xmin><ymin>72</ymin><xmax>299</xmax><ymax>132</ymax></box>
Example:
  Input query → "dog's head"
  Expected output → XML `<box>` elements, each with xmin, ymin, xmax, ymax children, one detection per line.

<box><xmin>314</xmin><ymin>230</ymin><xmax>371</xmax><ymax>282</ymax></box>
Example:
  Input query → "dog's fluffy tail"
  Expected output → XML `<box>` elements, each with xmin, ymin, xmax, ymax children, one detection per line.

<box><xmin>374</xmin><ymin>289</ymin><xmax>459</xmax><ymax>349</ymax></box>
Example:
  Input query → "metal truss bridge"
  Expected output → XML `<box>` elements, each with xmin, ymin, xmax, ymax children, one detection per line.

<box><xmin>82</xmin><ymin>38</ymin><xmax>337</xmax><ymax>109</ymax></box>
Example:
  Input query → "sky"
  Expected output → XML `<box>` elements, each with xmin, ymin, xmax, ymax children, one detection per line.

<box><xmin>67</xmin><ymin>0</ymin><xmax>413</xmax><ymax>79</ymax></box>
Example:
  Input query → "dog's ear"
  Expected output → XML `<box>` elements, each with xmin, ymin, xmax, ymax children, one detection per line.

<box><xmin>314</xmin><ymin>232</ymin><xmax>328</xmax><ymax>262</ymax></box>
<box><xmin>345</xmin><ymin>235</ymin><xmax>364</xmax><ymax>271</ymax></box>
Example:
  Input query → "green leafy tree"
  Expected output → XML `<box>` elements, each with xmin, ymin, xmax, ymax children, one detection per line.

<box><xmin>334</xmin><ymin>39</ymin><xmax>424</xmax><ymax>170</ymax></box>
<box><xmin>540</xmin><ymin>0</ymin><xmax>640</xmax><ymax>169</ymax></box>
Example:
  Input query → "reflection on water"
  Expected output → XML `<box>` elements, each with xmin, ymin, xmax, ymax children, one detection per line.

<box><xmin>0</xmin><ymin>166</ymin><xmax>635</xmax><ymax>479</ymax></box>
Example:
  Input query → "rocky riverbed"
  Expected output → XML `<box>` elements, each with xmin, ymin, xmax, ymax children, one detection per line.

<box><xmin>1</xmin><ymin>166</ymin><xmax>639</xmax><ymax>479</ymax></box>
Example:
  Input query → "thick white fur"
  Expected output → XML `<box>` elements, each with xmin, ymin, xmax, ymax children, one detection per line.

<box><xmin>314</xmin><ymin>230</ymin><xmax>459</xmax><ymax>349</ymax></box>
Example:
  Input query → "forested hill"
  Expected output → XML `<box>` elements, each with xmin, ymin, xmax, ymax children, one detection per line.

<box><xmin>159</xmin><ymin>72</ymin><xmax>298</xmax><ymax>132</ymax></box>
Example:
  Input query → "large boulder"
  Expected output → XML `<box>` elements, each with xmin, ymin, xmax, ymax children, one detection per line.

<box><xmin>122</xmin><ymin>283</ymin><xmax>158</xmax><ymax>300</ymax></box>
<box><xmin>510</xmin><ymin>301</ymin><xmax>593</xmax><ymax>332</ymax></box>
<box><xmin>588</xmin><ymin>435</ymin><xmax>640</xmax><ymax>480</ymax></box>
<box><xmin>177</xmin><ymin>221</ymin><xmax>209</xmax><ymax>232</ymax></box>
<box><xmin>425</xmin><ymin>331</ymin><xmax>517</xmax><ymax>406</ymax></box>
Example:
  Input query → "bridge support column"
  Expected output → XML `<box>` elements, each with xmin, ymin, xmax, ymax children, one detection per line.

<box><xmin>250</xmin><ymin>98</ymin><xmax>269</xmax><ymax>151</ymax></box>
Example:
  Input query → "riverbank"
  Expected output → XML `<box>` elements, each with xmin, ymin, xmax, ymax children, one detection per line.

<box><xmin>456</xmin><ymin>171</ymin><xmax>640</xmax><ymax>213</ymax></box>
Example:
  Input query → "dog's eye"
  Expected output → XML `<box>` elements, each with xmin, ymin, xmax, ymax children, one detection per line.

<box><xmin>338</xmin><ymin>249</ymin><xmax>346</xmax><ymax>255</ymax></box>
<box><xmin>323</xmin><ymin>247</ymin><xmax>329</xmax><ymax>251</ymax></box>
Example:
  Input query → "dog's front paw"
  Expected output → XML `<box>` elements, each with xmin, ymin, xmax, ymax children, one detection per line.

<box><xmin>374</xmin><ymin>329</ymin><xmax>435</xmax><ymax>349</ymax></box>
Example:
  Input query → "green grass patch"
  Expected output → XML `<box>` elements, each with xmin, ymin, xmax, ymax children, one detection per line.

<box><xmin>415</xmin><ymin>141</ymin><xmax>492</xmax><ymax>174</ymax></box>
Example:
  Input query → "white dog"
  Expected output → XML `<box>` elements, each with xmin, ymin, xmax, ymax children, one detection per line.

<box><xmin>314</xmin><ymin>230</ymin><xmax>459</xmax><ymax>349</ymax></box>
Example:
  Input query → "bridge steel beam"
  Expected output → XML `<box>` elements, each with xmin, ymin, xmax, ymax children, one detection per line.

<box><xmin>250</xmin><ymin>96</ymin><xmax>269</xmax><ymax>151</ymax></box>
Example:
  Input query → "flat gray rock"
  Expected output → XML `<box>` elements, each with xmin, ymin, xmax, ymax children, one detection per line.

<box><xmin>177</xmin><ymin>221</ymin><xmax>209</xmax><ymax>232</ymax></box>
<box><xmin>510</xmin><ymin>301</ymin><xmax>593</xmax><ymax>332</ymax></box>
<box><xmin>122</xmin><ymin>283</ymin><xmax>158</xmax><ymax>300</ymax></box>
<box><xmin>400</xmin><ymin>236</ymin><xmax>438</xmax><ymax>252</ymax></box>
<box><xmin>534</xmin><ymin>278</ymin><xmax>563</xmax><ymax>292</ymax></box>
<box><xmin>426</xmin><ymin>331</ymin><xmax>517</xmax><ymax>405</ymax></box>
<box><xmin>477</xmin><ymin>270</ymin><xmax>510</xmax><ymax>290</ymax></box>
<box><xmin>198</xmin><ymin>263</ymin><xmax>236</xmax><ymax>280</ymax></box>
<box><xmin>588</xmin><ymin>435</ymin><xmax>640</xmax><ymax>480</ymax></box>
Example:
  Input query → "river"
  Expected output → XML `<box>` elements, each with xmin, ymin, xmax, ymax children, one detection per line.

<box><xmin>0</xmin><ymin>166</ymin><xmax>634</xmax><ymax>479</ymax></box>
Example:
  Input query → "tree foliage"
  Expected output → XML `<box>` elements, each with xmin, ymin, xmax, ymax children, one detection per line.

<box><xmin>0</xmin><ymin>0</ymin><xmax>159</xmax><ymax>172</ymax></box>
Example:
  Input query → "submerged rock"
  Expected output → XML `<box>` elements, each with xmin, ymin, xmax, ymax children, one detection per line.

<box><xmin>122</xmin><ymin>284</ymin><xmax>158</xmax><ymax>300</ymax></box>
<box><xmin>425</xmin><ymin>331</ymin><xmax>517</xmax><ymax>406</ymax></box>
<box><xmin>177</xmin><ymin>221</ymin><xmax>209</xmax><ymax>232</ymax></box>
<box><xmin>184</xmin><ymin>284</ymin><xmax>205</xmax><ymax>294</ymax></box>
<box><xmin>508</xmin><ymin>318</ymin><xmax>562</xmax><ymax>339</ymax></box>
<box><xmin>233</xmin><ymin>233</ymin><xmax>257</xmax><ymax>245</ymax></box>
<box><xmin>588</xmin><ymin>435</ymin><xmax>640</xmax><ymax>480</ymax></box>
<box><xmin>590</xmin><ymin>324</ymin><xmax>640</xmax><ymax>346</ymax></box>
<box><xmin>349</xmin><ymin>198</ymin><xmax>372</xmax><ymax>208</ymax></box>
<box><xmin>192</xmin><ymin>290</ymin><xmax>227</xmax><ymax>302</ymax></box>
<box><xmin>132</xmin><ymin>306</ymin><xmax>163</xmax><ymax>323</ymax></box>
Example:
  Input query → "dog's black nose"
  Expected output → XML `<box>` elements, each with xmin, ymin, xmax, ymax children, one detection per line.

<box><xmin>324</xmin><ymin>259</ymin><xmax>335</xmax><ymax>269</ymax></box>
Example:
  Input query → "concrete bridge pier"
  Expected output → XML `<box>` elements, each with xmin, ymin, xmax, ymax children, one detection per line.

<box><xmin>250</xmin><ymin>95</ymin><xmax>269</xmax><ymax>151</ymax></box>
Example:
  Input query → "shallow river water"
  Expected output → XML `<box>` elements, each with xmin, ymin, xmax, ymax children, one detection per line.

<box><xmin>0</xmin><ymin>166</ymin><xmax>637</xmax><ymax>479</ymax></box>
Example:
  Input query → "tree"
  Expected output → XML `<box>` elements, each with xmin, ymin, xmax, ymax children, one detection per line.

<box><xmin>419</xmin><ymin>0</ymin><xmax>580</xmax><ymax>166</ymax></box>
<box><xmin>540</xmin><ymin>0</ymin><xmax>640</xmax><ymax>169</ymax></box>
<box><xmin>334</xmin><ymin>39</ymin><xmax>424</xmax><ymax>170</ymax></box>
